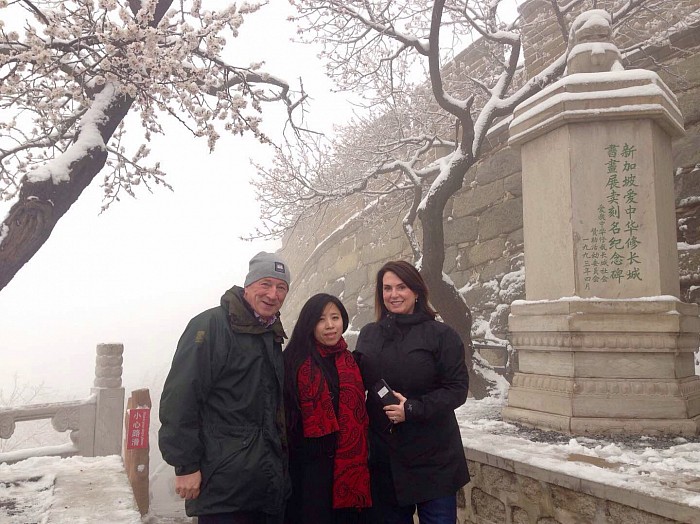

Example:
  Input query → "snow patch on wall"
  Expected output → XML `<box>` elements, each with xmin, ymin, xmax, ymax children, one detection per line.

<box><xmin>0</xmin><ymin>222</ymin><xmax>8</xmax><ymax>248</ymax></box>
<box><xmin>456</xmin><ymin>396</ymin><xmax>700</xmax><ymax>510</ymax></box>
<box><xmin>498</xmin><ymin>267</ymin><xmax>525</xmax><ymax>303</ymax></box>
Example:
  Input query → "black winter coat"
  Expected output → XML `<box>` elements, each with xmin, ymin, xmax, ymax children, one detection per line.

<box><xmin>158</xmin><ymin>286</ymin><xmax>290</xmax><ymax>517</ymax></box>
<box><xmin>354</xmin><ymin>312</ymin><xmax>470</xmax><ymax>506</ymax></box>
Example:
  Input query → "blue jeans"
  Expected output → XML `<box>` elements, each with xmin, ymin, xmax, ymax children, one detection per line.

<box><xmin>384</xmin><ymin>495</ymin><xmax>457</xmax><ymax>524</ymax></box>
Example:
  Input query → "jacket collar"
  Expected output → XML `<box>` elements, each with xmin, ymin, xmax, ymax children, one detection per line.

<box><xmin>221</xmin><ymin>286</ymin><xmax>287</xmax><ymax>340</ymax></box>
<box><xmin>379</xmin><ymin>311</ymin><xmax>433</xmax><ymax>340</ymax></box>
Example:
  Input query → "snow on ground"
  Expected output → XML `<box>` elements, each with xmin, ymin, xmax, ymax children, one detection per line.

<box><xmin>0</xmin><ymin>455</ymin><xmax>141</xmax><ymax>524</ymax></box>
<box><xmin>3</xmin><ymin>399</ymin><xmax>700</xmax><ymax>522</ymax></box>
<box><xmin>456</xmin><ymin>396</ymin><xmax>700</xmax><ymax>509</ymax></box>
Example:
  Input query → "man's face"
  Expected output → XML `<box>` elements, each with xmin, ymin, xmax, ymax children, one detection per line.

<box><xmin>243</xmin><ymin>277</ymin><xmax>289</xmax><ymax>318</ymax></box>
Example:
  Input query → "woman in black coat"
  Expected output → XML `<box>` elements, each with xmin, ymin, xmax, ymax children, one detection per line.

<box><xmin>354</xmin><ymin>261</ymin><xmax>470</xmax><ymax>524</ymax></box>
<box><xmin>283</xmin><ymin>293</ymin><xmax>371</xmax><ymax>524</ymax></box>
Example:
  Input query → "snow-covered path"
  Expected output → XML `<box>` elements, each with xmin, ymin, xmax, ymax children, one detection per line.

<box><xmin>0</xmin><ymin>455</ymin><xmax>141</xmax><ymax>524</ymax></box>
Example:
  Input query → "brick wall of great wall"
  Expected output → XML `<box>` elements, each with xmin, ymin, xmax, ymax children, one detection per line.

<box><xmin>279</xmin><ymin>5</ymin><xmax>700</xmax><ymax>519</ymax></box>
<box><xmin>457</xmin><ymin>450</ymin><xmax>698</xmax><ymax>524</ymax></box>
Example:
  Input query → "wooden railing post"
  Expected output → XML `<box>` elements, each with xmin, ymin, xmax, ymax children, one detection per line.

<box><xmin>123</xmin><ymin>388</ymin><xmax>151</xmax><ymax>516</ymax></box>
<box><xmin>92</xmin><ymin>343</ymin><xmax>125</xmax><ymax>456</ymax></box>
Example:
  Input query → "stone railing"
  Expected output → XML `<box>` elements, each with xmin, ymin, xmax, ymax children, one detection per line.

<box><xmin>0</xmin><ymin>343</ymin><xmax>125</xmax><ymax>464</ymax></box>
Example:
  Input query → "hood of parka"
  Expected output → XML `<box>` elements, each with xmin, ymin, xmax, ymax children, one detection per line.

<box><xmin>221</xmin><ymin>285</ymin><xmax>287</xmax><ymax>342</ymax></box>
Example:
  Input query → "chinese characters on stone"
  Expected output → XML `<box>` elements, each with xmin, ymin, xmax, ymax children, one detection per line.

<box><xmin>581</xmin><ymin>143</ymin><xmax>643</xmax><ymax>291</ymax></box>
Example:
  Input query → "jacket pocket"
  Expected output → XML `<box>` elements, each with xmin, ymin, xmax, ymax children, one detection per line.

<box><xmin>395</xmin><ymin>420</ymin><xmax>450</xmax><ymax>467</ymax></box>
<box><xmin>200</xmin><ymin>425</ymin><xmax>256</xmax><ymax>488</ymax></box>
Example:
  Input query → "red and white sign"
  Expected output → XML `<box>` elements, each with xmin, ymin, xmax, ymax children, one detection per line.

<box><xmin>126</xmin><ymin>408</ymin><xmax>150</xmax><ymax>450</ymax></box>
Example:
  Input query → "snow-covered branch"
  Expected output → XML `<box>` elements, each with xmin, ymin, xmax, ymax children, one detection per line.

<box><xmin>0</xmin><ymin>0</ymin><xmax>305</xmax><ymax>206</ymax></box>
<box><xmin>0</xmin><ymin>0</ymin><xmax>307</xmax><ymax>291</ymax></box>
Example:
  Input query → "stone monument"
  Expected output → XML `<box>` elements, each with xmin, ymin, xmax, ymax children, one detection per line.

<box><xmin>503</xmin><ymin>10</ymin><xmax>700</xmax><ymax>435</ymax></box>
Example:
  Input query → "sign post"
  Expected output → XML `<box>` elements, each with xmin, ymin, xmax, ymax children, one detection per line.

<box><xmin>123</xmin><ymin>388</ymin><xmax>151</xmax><ymax>515</ymax></box>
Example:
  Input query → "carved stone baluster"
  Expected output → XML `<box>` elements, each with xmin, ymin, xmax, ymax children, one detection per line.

<box><xmin>51</xmin><ymin>405</ymin><xmax>81</xmax><ymax>432</ymax></box>
<box><xmin>94</xmin><ymin>343</ymin><xmax>124</xmax><ymax>388</ymax></box>
<box><xmin>92</xmin><ymin>343</ymin><xmax>125</xmax><ymax>456</ymax></box>
<box><xmin>0</xmin><ymin>413</ymin><xmax>16</xmax><ymax>440</ymax></box>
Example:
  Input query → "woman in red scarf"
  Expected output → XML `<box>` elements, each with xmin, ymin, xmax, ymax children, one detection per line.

<box><xmin>284</xmin><ymin>293</ymin><xmax>371</xmax><ymax>524</ymax></box>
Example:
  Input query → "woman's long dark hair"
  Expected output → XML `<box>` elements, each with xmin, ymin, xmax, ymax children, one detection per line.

<box><xmin>374</xmin><ymin>260</ymin><xmax>438</xmax><ymax>321</ymax></box>
<box><xmin>283</xmin><ymin>293</ymin><xmax>349</xmax><ymax>438</ymax></box>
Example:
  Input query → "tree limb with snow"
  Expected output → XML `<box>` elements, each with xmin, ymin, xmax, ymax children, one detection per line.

<box><xmin>0</xmin><ymin>0</ymin><xmax>306</xmax><ymax>291</ymax></box>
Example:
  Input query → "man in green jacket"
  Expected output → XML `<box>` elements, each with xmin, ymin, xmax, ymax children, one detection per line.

<box><xmin>159</xmin><ymin>251</ymin><xmax>292</xmax><ymax>523</ymax></box>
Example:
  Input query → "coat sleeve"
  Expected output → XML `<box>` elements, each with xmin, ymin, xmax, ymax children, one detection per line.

<box><xmin>404</xmin><ymin>325</ymin><xmax>469</xmax><ymax>422</ymax></box>
<box><xmin>352</xmin><ymin>325</ymin><xmax>371</xmax><ymax>391</ymax></box>
<box><xmin>158</xmin><ymin>313</ymin><xmax>221</xmax><ymax>472</ymax></box>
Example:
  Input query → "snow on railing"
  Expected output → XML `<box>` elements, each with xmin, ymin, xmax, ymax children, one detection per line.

<box><xmin>0</xmin><ymin>343</ymin><xmax>125</xmax><ymax>465</ymax></box>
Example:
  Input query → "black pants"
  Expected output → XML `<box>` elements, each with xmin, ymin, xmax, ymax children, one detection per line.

<box><xmin>286</xmin><ymin>451</ymin><xmax>365</xmax><ymax>524</ymax></box>
<box><xmin>197</xmin><ymin>511</ymin><xmax>283</xmax><ymax>524</ymax></box>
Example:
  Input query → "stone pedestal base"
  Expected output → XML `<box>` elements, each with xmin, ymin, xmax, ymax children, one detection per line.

<box><xmin>503</xmin><ymin>298</ymin><xmax>700</xmax><ymax>436</ymax></box>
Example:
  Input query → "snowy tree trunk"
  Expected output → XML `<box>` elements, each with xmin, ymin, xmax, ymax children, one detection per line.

<box><xmin>419</xmin><ymin>155</ymin><xmax>498</xmax><ymax>399</ymax></box>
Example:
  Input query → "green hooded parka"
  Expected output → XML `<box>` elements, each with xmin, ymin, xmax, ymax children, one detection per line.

<box><xmin>159</xmin><ymin>286</ymin><xmax>290</xmax><ymax>517</ymax></box>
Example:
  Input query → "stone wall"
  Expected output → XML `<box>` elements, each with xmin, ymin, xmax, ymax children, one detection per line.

<box><xmin>278</xmin><ymin>2</ymin><xmax>700</xmax><ymax>354</ymax></box>
<box><xmin>459</xmin><ymin>447</ymin><xmax>699</xmax><ymax>524</ymax></box>
<box><xmin>519</xmin><ymin>0</ymin><xmax>700</xmax><ymax>79</ymax></box>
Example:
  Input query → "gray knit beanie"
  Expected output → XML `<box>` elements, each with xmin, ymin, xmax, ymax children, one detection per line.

<box><xmin>244</xmin><ymin>251</ymin><xmax>291</xmax><ymax>287</ymax></box>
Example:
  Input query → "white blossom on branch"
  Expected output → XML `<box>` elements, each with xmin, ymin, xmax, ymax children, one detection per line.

<box><xmin>0</xmin><ymin>0</ymin><xmax>307</xmax><ymax>292</ymax></box>
<box><xmin>0</xmin><ymin>0</ymin><xmax>306</xmax><ymax>206</ymax></box>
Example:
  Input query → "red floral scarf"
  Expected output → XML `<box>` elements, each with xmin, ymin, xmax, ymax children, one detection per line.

<box><xmin>297</xmin><ymin>337</ymin><xmax>371</xmax><ymax>509</ymax></box>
